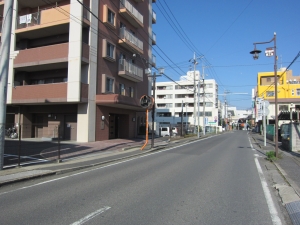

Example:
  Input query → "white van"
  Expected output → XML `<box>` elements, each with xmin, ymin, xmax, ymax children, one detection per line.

<box><xmin>159</xmin><ymin>127</ymin><xmax>178</xmax><ymax>137</ymax></box>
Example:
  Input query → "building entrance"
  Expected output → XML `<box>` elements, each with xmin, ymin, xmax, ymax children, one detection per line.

<box><xmin>109</xmin><ymin>114</ymin><xmax>120</xmax><ymax>139</ymax></box>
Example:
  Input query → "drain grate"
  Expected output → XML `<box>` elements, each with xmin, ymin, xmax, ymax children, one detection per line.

<box><xmin>286</xmin><ymin>201</ymin><xmax>300</xmax><ymax>225</ymax></box>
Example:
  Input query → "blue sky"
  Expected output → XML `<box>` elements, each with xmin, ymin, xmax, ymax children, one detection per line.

<box><xmin>152</xmin><ymin>0</ymin><xmax>300</xmax><ymax>110</ymax></box>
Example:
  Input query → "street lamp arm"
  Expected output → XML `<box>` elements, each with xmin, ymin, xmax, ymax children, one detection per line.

<box><xmin>253</xmin><ymin>37</ymin><xmax>275</xmax><ymax>46</ymax></box>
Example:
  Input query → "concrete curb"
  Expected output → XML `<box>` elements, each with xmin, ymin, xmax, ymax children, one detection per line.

<box><xmin>251</xmin><ymin>134</ymin><xmax>300</xmax><ymax>207</ymax></box>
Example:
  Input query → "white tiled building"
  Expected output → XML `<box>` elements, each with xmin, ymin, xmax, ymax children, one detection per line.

<box><xmin>152</xmin><ymin>71</ymin><xmax>219</xmax><ymax>133</ymax></box>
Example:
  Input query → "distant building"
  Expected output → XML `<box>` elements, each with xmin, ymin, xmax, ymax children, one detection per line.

<box><xmin>255</xmin><ymin>68</ymin><xmax>300</xmax><ymax>125</ymax></box>
<box><xmin>152</xmin><ymin>71</ymin><xmax>219</xmax><ymax>133</ymax></box>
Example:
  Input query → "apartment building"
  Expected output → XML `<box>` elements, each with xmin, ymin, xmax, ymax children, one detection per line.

<box><xmin>154</xmin><ymin>71</ymin><xmax>219</xmax><ymax>132</ymax></box>
<box><xmin>256</xmin><ymin>68</ymin><xmax>300</xmax><ymax>124</ymax></box>
<box><xmin>2</xmin><ymin>0</ymin><xmax>156</xmax><ymax>141</ymax></box>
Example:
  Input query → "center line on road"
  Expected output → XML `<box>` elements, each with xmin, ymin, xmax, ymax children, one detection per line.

<box><xmin>70</xmin><ymin>206</ymin><xmax>111</xmax><ymax>225</ymax></box>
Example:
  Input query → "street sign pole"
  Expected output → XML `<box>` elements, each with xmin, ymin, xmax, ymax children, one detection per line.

<box><xmin>263</xmin><ymin>101</ymin><xmax>266</xmax><ymax>146</ymax></box>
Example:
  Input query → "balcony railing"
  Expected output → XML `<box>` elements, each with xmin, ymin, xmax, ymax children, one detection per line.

<box><xmin>119</xmin><ymin>0</ymin><xmax>143</xmax><ymax>28</ymax></box>
<box><xmin>152</xmin><ymin>10</ymin><xmax>156</xmax><ymax>24</ymax></box>
<box><xmin>12</xmin><ymin>83</ymin><xmax>68</xmax><ymax>104</ymax></box>
<box><xmin>16</xmin><ymin>12</ymin><xmax>41</xmax><ymax>29</ymax></box>
<box><xmin>151</xmin><ymin>54</ymin><xmax>156</xmax><ymax>67</ymax></box>
<box><xmin>152</xmin><ymin>31</ymin><xmax>156</xmax><ymax>45</ymax></box>
<box><xmin>118</xmin><ymin>59</ymin><xmax>143</xmax><ymax>82</ymax></box>
<box><xmin>119</xmin><ymin>27</ymin><xmax>143</xmax><ymax>53</ymax></box>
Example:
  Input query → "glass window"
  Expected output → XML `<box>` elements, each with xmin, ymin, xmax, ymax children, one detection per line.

<box><xmin>279</xmin><ymin>105</ymin><xmax>289</xmax><ymax>111</ymax></box>
<box><xmin>266</xmin><ymin>91</ymin><xmax>275</xmax><ymax>97</ymax></box>
<box><xmin>119</xmin><ymin>83</ymin><xmax>125</xmax><ymax>95</ymax></box>
<box><xmin>297</xmin><ymin>89</ymin><xmax>300</xmax><ymax>96</ymax></box>
<box><xmin>106</xmin><ymin>77</ymin><xmax>114</xmax><ymax>92</ymax></box>
<box><xmin>107</xmin><ymin>42</ymin><xmax>114</xmax><ymax>58</ymax></box>
<box><xmin>108</xmin><ymin>9</ymin><xmax>115</xmax><ymax>25</ymax></box>
<box><xmin>129</xmin><ymin>87</ymin><xmax>134</xmax><ymax>97</ymax></box>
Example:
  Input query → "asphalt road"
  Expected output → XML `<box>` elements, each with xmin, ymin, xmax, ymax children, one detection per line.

<box><xmin>0</xmin><ymin>131</ymin><xmax>289</xmax><ymax>224</ymax></box>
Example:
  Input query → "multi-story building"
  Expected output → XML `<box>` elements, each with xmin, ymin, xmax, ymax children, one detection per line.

<box><xmin>2</xmin><ymin>0</ymin><xmax>156</xmax><ymax>141</ymax></box>
<box><xmin>255</xmin><ymin>68</ymin><xmax>300</xmax><ymax>124</ymax></box>
<box><xmin>153</xmin><ymin>71</ymin><xmax>219</xmax><ymax>133</ymax></box>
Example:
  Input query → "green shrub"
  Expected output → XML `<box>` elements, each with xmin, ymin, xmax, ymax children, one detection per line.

<box><xmin>266</xmin><ymin>151</ymin><xmax>277</xmax><ymax>161</ymax></box>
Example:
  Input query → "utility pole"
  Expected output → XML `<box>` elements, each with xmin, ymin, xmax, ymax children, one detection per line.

<box><xmin>197</xmin><ymin>80</ymin><xmax>200</xmax><ymax>138</ymax></box>
<box><xmin>202</xmin><ymin>65</ymin><xmax>206</xmax><ymax>136</ymax></box>
<box><xmin>0</xmin><ymin>0</ymin><xmax>14</xmax><ymax>170</ymax></box>
<box><xmin>189</xmin><ymin>53</ymin><xmax>200</xmax><ymax>134</ymax></box>
<box><xmin>181</xmin><ymin>100</ymin><xmax>183</xmax><ymax>136</ymax></box>
<box><xmin>149</xmin><ymin>70</ymin><xmax>162</xmax><ymax>148</ymax></box>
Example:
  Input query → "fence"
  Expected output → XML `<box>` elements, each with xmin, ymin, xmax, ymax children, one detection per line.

<box><xmin>266</xmin><ymin>124</ymin><xmax>277</xmax><ymax>142</ymax></box>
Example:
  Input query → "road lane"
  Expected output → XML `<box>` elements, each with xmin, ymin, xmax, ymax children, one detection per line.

<box><xmin>0</xmin><ymin>131</ymin><xmax>286</xmax><ymax>224</ymax></box>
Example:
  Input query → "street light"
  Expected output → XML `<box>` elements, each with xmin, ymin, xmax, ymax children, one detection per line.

<box><xmin>250</xmin><ymin>32</ymin><xmax>278</xmax><ymax>157</ymax></box>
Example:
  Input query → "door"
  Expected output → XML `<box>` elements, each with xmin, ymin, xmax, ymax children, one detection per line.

<box><xmin>64</xmin><ymin>115</ymin><xmax>77</xmax><ymax>140</ymax></box>
<box><xmin>109</xmin><ymin>114</ymin><xmax>119</xmax><ymax>139</ymax></box>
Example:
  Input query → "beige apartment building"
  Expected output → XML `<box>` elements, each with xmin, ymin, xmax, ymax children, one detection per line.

<box><xmin>1</xmin><ymin>0</ymin><xmax>156</xmax><ymax>141</ymax></box>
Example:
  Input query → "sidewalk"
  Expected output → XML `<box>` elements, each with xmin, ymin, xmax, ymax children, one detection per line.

<box><xmin>0</xmin><ymin>135</ymin><xmax>194</xmax><ymax>186</ymax></box>
<box><xmin>250</xmin><ymin>131</ymin><xmax>300</xmax><ymax>225</ymax></box>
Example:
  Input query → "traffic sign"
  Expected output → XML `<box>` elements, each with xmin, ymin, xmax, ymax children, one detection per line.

<box><xmin>264</xmin><ymin>100</ymin><xmax>270</xmax><ymax>107</ymax></box>
<box><xmin>140</xmin><ymin>95</ymin><xmax>154</xmax><ymax>109</ymax></box>
<box><xmin>265</xmin><ymin>48</ymin><xmax>274</xmax><ymax>57</ymax></box>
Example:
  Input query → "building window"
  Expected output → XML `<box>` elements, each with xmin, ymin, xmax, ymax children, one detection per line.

<box><xmin>107</xmin><ymin>43</ymin><xmax>114</xmax><ymax>58</ymax></box>
<box><xmin>103</xmin><ymin>5</ymin><xmax>116</xmax><ymax>28</ymax></box>
<box><xmin>205</xmin><ymin>102</ymin><xmax>213</xmax><ymax>107</ymax></box>
<box><xmin>101</xmin><ymin>74</ymin><xmax>115</xmax><ymax>93</ymax></box>
<box><xmin>102</xmin><ymin>39</ymin><xmax>116</xmax><ymax>61</ymax></box>
<box><xmin>266</xmin><ymin>91</ymin><xmax>275</xmax><ymax>97</ymax></box>
<box><xmin>297</xmin><ymin>89</ymin><xmax>300</xmax><ymax>96</ymax></box>
<box><xmin>156</xmin><ymin>112</ymin><xmax>172</xmax><ymax>117</ymax></box>
<box><xmin>206</xmin><ymin>83</ymin><xmax>213</xmax><ymax>88</ymax></box>
<box><xmin>119</xmin><ymin>83</ymin><xmax>125</xmax><ymax>95</ymax></box>
<box><xmin>108</xmin><ymin>9</ymin><xmax>115</xmax><ymax>25</ymax></box>
<box><xmin>129</xmin><ymin>87</ymin><xmax>134</xmax><ymax>97</ymax></box>
<box><xmin>106</xmin><ymin>77</ymin><xmax>114</xmax><ymax>93</ymax></box>
<box><xmin>292</xmin><ymin>89</ymin><xmax>294</xmax><ymax>96</ymax></box>
<box><xmin>267</xmin><ymin>78</ymin><xmax>271</xmax><ymax>82</ymax></box>
<box><xmin>279</xmin><ymin>105</ymin><xmax>289</xmax><ymax>111</ymax></box>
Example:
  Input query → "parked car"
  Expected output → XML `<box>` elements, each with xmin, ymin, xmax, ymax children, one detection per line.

<box><xmin>159</xmin><ymin>127</ymin><xmax>178</xmax><ymax>137</ymax></box>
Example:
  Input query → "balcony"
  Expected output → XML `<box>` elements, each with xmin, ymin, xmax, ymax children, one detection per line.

<box><xmin>152</xmin><ymin>10</ymin><xmax>156</xmax><ymax>24</ymax></box>
<box><xmin>119</xmin><ymin>0</ymin><xmax>143</xmax><ymax>28</ymax></box>
<box><xmin>152</xmin><ymin>31</ymin><xmax>156</xmax><ymax>45</ymax></box>
<box><xmin>16</xmin><ymin>5</ymin><xmax>70</xmax><ymax>31</ymax></box>
<box><xmin>151</xmin><ymin>54</ymin><xmax>156</xmax><ymax>67</ymax></box>
<box><xmin>14</xmin><ymin>42</ymin><xmax>89</xmax><ymax>70</ymax></box>
<box><xmin>119</xmin><ymin>27</ymin><xmax>143</xmax><ymax>54</ymax></box>
<box><xmin>12</xmin><ymin>83</ymin><xmax>68</xmax><ymax>104</ymax></box>
<box><xmin>118</xmin><ymin>59</ymin><xmax>143</xmax><ymax>82</ymax></box>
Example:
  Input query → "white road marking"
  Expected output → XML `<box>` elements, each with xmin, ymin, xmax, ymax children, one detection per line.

<box><xmin>248</xmin><ymin>137</ymin><xmax>282</xmax><ymax>225</ymax></box>
<box><xmin>3</xmin><ymin>154</ymin><xmax>49</xmax><ymax>169</ymax></box>
<box><xmin>70</xmin><ymin>206</ymin><xmax>111</xmax><ymax>225</ymax></box>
